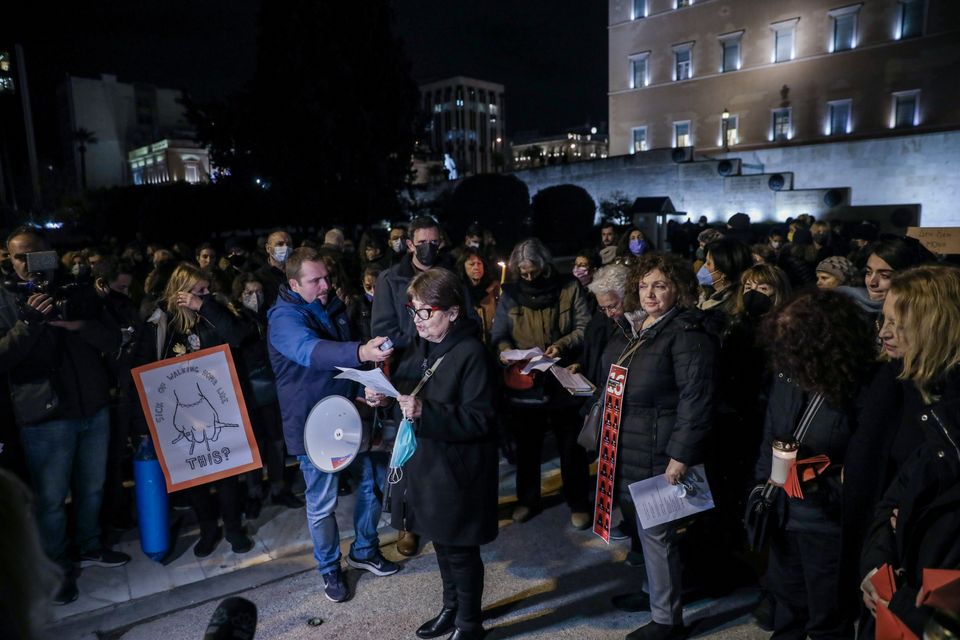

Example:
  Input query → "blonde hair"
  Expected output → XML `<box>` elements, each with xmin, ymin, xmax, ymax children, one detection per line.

<box><xmin>891</xmin><ymin>265</ymin><xmax>960</xmax><ymax>403</ymax></box>
<box><xmin>163</xmin><ymin>262</ymin><xmax>208</xmax><ymax>335</ymax></box>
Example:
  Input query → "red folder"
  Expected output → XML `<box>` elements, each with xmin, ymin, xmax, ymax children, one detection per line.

<box><xmin>784</xmin><ymin>454</ymin><xmax>831</xmax><ymax>499</ymax></box>
<box><xmin>871</xmin><ymin>563</ymin><xmax>918</xmax><ymax>640</ymax></box>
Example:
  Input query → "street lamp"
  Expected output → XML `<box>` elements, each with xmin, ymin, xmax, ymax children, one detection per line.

<box><xmin>721</xmin><ymin>107</ymin><xmax>730</xmax><ymax>152</ymax></box>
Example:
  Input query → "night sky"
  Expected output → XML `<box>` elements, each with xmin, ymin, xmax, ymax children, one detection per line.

<box><xmin>9</xmin><ymin>0</ymin><xmax>607</xmax><ymax>158</ymax></box>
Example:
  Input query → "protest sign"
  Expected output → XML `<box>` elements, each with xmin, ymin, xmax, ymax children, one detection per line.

<box><xmin>906</xmin><ymin>227</ymin><xmax>960</xmax><ymax>255</ymax></box>
<box><xmin>132</xmin><ymin>344</ymin><xmax>261</xmax><ymax>492</ymax></box>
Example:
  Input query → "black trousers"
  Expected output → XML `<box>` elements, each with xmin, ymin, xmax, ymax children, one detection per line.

<box><xmin>767</xmin><ymin>527</ymin><xmax>855</xmax><ymax>640</ymax></box>
<box><xmin>434</xmin><ymin>543</ymin><xmax>484</xmax><ymax>632</ymax></box>
<box><xmin>512</xmin><ymin>407</ymin><xmax>590</xmax><ymax>512</ymax></box>
<box><xmin>184</xmin><ymin>477</ymin><xmax>243</xmax><ymax>537</ymax></box>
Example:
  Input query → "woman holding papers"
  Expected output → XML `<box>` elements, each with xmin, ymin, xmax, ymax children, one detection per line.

<box><xmin>490</xmin><ymin>238</ymin><xmax>591</xmax><ymax>529</ymax></box>
<box><xmin>365</xmin><ymin>268</ymin><xmax>497</xmax><ymax>640</ymax></box>
<box><xmin>600</xmin><ymin>252</ymin><xmax>716</xmax><ymax>640</ymax></box>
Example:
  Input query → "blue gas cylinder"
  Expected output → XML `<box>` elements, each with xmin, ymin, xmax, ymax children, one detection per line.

<box><xmin>134</xmin><ymin>437</ymin><xmax>169</xmax><ymax>562</ymax></box>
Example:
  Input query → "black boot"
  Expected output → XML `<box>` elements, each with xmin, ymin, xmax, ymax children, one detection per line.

<box><xmin>416</xmin><ymin>607</ymin><xmax>457</xmax><ymax>639</ymax></box>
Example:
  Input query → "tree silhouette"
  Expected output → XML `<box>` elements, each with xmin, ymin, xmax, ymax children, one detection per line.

<box><xmin>74</xmin><ymin>127</ymin><xmax>97</xmax><ymax>191</ymax></box>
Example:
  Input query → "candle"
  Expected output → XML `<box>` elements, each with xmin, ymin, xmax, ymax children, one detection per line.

<box><xmin>498</xmin><ymin>261</ymin><xmax>507</xmax><ymax>285</ymax></box>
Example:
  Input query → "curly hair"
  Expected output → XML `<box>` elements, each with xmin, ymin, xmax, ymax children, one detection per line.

<box><xmin>623</xmin><ymin>252</ymin><xmax>699</xmax><ymax>313</ymax></box>
<box><xmin>759</xmin><ymin>289</ymin><xmax>875</xmax><ymax>406</ymax></box>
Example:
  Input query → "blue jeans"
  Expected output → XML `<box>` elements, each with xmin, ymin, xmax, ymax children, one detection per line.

<box><xmin>20</xmin><ymin>407</ymin><xmax>110</xmax><ymax>567</ymax></box>
<box><xmin>298</xmin><ymin>451</ymin><xmax>387</xmax><ymax>575</ymax></box>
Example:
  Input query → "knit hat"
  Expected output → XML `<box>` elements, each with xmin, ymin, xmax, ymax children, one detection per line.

<box><xmin>816</xmin><ymin>256</ymin><xmax>858</xmax><ymax>285</ymax></box>
<box><xmin>697</xmin><ymin>228</ymin><xmax>724</xmax><ymax>245</ymax></box>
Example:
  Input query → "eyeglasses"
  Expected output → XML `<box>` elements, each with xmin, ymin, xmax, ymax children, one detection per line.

<box><xmin>598</xmin><ymin>301</ymin><xmax>623</xmax><ymax>313</ymax></box>
<box><xmin>405</xmin><ymin>302</ymin><xmax>444</xmax><ymax>320</ymax></box>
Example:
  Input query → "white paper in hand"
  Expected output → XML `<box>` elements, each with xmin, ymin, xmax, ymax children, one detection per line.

<box><xmin>628</xmin><ymin>464</ymin><xmax>714</xmax><ymax>529</ymax></box>
<box><xmin>501</xmin><ymin>347</ymin><xmax>544</xmax><ymax>362</ymax></box>
<box><xmin>521</xmin><ymin>355</ymin><xmax>559</xmax><ymax>374</ymax></box>
<box><xmin>335</xmin><ymin>367</ymin><xmax>401</xmax><ymax>398</ymax></box>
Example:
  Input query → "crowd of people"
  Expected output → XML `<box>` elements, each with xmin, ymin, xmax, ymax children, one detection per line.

<box><xmin>1</xmin><ymin>211</ymin><xmax>958</xmax><ymax>640</ymax></box>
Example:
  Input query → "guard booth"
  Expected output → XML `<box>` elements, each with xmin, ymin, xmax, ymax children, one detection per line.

<box><xmin>630</xmin><ymin>197</ymin><xmax>686</xmax><ymax>252</ymax></box>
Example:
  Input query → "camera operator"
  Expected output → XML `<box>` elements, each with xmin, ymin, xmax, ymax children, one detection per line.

<box><xmin>0</xmin><ymin>226</ymin><xmax>129</xmax><ymax>605</ymax></box>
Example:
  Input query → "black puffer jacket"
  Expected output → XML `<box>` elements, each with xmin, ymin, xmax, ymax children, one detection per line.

<box><xmin>860</xmin><ymin>374</ymin><xmax>960</xmax><ymax>637</ymax></box>
<box><xmin>389</xmin><ymin>318</ymin><xmax>499</xmax><ymax>546</ymax></box>
<box><xmin>755</xmin><ymin>374</ymin><xmax>857</xmax><ymax>533</ymax></box>
<box><xmin>597</xmin><ymin>307</ymin><xmax>716</xmax><ymax>493</ymax></box>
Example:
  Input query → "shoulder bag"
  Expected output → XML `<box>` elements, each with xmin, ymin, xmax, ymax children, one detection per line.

<box><xmin>576</xmin><ymin>336</ymin><xmax>646</xmax><ymax>454</ymax></box>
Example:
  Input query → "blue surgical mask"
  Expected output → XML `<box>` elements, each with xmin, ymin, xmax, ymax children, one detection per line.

<box><xmin>697</xmin><ymin>265</ymin><xmax>714</xmax><ymax>286</ymax></box>
<box><xmin>389</xmin><ymin>418</ymin><xmax>418</xmax><ymax>472</ymax></box>
<box><xmin>629</xmin><ymin>238</ymin><xmax>646</xmax><ymax>255</ymax></box>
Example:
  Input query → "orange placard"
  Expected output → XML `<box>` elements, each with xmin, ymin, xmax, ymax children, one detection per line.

<box><xmin>132</xmin><ymin>344</ymin><xmax>262</xmax><ymax>492</ymax></box>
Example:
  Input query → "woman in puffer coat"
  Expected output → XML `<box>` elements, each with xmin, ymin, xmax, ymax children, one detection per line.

<box><xmin>598</xmin><ymin>252</ymin><xmax>717</xmax><ymax>640</ymax></box>
<box><xmin>860</xmin><ymin>265</ymin><xmax>960</xmax><ymax>638</ymax></box>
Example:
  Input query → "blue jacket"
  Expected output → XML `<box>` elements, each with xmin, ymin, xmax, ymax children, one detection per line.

<box><xmin>267</xmin><ymin>287</ymin><xmax>362</xmax><ymax>456</ymax></box>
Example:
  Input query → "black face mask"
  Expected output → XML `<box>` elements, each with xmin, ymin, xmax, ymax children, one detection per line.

<box><xmin>743</xmin><ymin>289</ymin><xmax>773</xmax><ymax>317</ymax></box>
<box><xmin>414</xmin><ymin>242</ymin><xmax>440</xmax><ymax>267</ymax></box>
<box><xmin>812</xmin><ymin>233</ymin><xmax>829</xmax><ymax>245</ymax></box>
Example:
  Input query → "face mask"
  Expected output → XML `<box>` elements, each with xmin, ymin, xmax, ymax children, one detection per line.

<box><xmin>391</xmin><ymin>239</ymin><xmax>405</xmax><ymax>254</ymax></box>
<box><xmin>743</xmin><ymin>289</ymin><xmax>773</xmax><ymax>317</ymax></box>
<box><xmin>812</xmin><ymin>233</ymin><xmax>829</xmax><ymax>245</ymax></box>
<box><xmin>242</xmin><ymin>291</ymin><xmax>263</xmax><ymax>312</ymax></box>
<box><xmin>629</xmin><ymin>238</ymin><xmax>647</xmax><ymax>255</ymax></box>
<box><xmin>391</xmin><ymin>417</ymin><xmax>418</xmax><ymax>470</ymax></box>
<box><xmin>364</xmin><ymin>291</ymin><xmax>374</xmax><ymax>302</ymax></box>
<box><xmin>770</xmin><ymin>241</ymin><xmax>781</xmax><ymax>250</ymax></box>
<box><xmin>71</xmin><ymin>264</ymin><xmax>81</xmax><ymax>276</ymax></box>
<box><xmin>414</xmin><ymin>242</ymin><xmax>440</xmax><ymax>267</ymax></box>
<box><xmin>228</xmin><ymin>254</ymin><xmax>246</xmax><ymax>268</ymax></box>
<box><xmin>271</xmin><ymin>245</ymin><xmax>290</xmax><ymax>263</ymax></box>
<box><xmin>572</xmin><ymin>266</ymin><xmax>591</xmax><ymax>285</ymax></box>
<box><xmin>696</xmin><ymin>265</ymin><xmax>714</xmax><ymax>287</ymax></box>
<box><xmin>466</xmin><ymin>240</ymin><xmax>480</xmax><ymax>249</ymax></box>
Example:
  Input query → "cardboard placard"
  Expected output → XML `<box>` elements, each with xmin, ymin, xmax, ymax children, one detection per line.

<box><xmin>906</xmin><ymin>227</ymin><xmax>960</xmax><ymax>255</ymax></box>
<box><xmin>132</xmin><ymin>344</ymin><xmax>262</xmax><ymax>492</ymax></box>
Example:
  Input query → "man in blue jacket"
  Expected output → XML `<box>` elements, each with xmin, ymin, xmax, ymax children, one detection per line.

<box><xmin>268</xmin><ymin>247</ymin><xmax>397</xmax><ymax>603</ymax></box>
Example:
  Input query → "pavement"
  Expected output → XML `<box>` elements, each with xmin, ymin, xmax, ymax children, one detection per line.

<box><xmin>48</xmin><ymin>457</ymin><xmax>771</xmax><ymax>640</ymax></box>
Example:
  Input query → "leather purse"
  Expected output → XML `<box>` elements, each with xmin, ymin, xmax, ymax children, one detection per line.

<box><xmin>576</xmin><ymin>400</ymin><xmax>603</xmax><ymax>453</ymax></box>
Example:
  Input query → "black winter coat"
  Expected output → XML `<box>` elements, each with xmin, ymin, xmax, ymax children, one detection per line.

<box><xmin>755</xmin><ymin>374</ymin><xmax>857</xmax><ymax>533</ymax></box>
<box><xmin>389</xmin><ymin>318</ymin><xmax>499</xmax><ymax>546</ymax></box>
<box><xmin>860</xmin><ymin>373</ymin><xmax>960</xmax><ymax>637</ymax></box>
<box><xmin>597</xmin><ymin>308</ymin><xmax>716</xmax><ymax>495</ymax></box>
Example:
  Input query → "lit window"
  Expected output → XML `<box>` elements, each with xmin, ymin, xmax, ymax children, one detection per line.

<box><xmin>772</xmin><ymin>108</ymin><xmax>792</xmax><ymax>141</ymax></box>
<box><xmin>893</xmin><ymin>91</ymin><xmax>920</xmax><ymax>128</ymax></box>
<box><xmin>719</xmin><ymin>32</ymin><xmax>743</xmax><ymax>72</ymax></box>
<box><xmin>674</xmin><ymin>47</ymin><xmax>692</xmax><ymax>81</ymax></box>
<box><xmin>722</xmin><ymin>114</ymin><xmax>739</xmax><ymax>146</ymax></box>
<box><xmin>630</xmin><ymin>53</ymin><xmax>650</xmax><ymax>88</ymax></box>
<box><xmin>829</xmin><ymin>5</ymin><xmax>861</xmax><ymax>52</ymax></box>
<box><xmin>898</xmin><ymin>0</ymin><xmax>924</xmax><ymax>39</ymax></box>
<box><xmin>632</xmin><ymin>126</ymin><xmax>648</xmax><ymax>153</ymax></box>
<box><xmin>674</xmin><ymin>121</ymin><xmax>692</xmax><ymax>147</ymax></box>
<box><xmin>633</xmin><ymin>0</ymin><xmax>647</xmax><ymax>19</ymax></box>
<box><xmin>185</xmin><ymin>164</ymin><xmax>199</xmax><ymax>184</ymax></box>
<box><xmin>827</xmin><ymin>99</ymin><xmax>852</xmax><ymax>135</ymax></box>
<box><xmin>770</xmin><ymin>19</ymin><xmax>798</xmax><ymax>62</ymax></box>
<box><xmin>0</xmin><ymin>77</ymin><xmax>14</xmax><ymax>94</ymax></box>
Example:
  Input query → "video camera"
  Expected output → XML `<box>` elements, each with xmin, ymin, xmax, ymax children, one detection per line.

<box><xmin>2</xmin><ymin>250</ymin><xmax>102</xmax><ymax>321</ymax></box>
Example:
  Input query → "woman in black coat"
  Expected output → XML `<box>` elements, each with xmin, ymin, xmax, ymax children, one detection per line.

<box><xmin>754</xmin><ymin>290</ymin><xmax>876</xmax><ymax>640</ymax></box>
<box><xmin>134</xmin><ymin>262</ymin><xmax>254</xmax><ymax>557</ymax></box>
<box><xmin>859</xmin><ymin>265</ymin><xmax>960</xmax><ymax>638</ymax></box>
<box><xmin>600</xmin><ymin>252</ymin><xmax>716</xmax><ymax>640</ymax></box>
<box><xmin>365</xmin><ymin>268</ymin><xmax>497</xmax><ymax>640</ymax></box>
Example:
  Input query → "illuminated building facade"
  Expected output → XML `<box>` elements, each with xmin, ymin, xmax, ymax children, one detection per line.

<box><xmin>58</xmin><ymin>73</ymin><xmax>196</xmax><ymax>189</ymax></box>
<box><xmin>511</xmin><ymin>127</ymin><xmax>609</xmax><ymax>170</ymax></box>
<box><xmin>419</xmin><ymin>76</ymin><xmax>506</xmax><ymax>176</ymax></box>
<box><xmin>608</xmin><ymin>0</ymin><xmax>960</xmax><ymax>155</ymax></box>
<box><xmin>127</xmin><ymin>139</ymin><xmax>210</xmax><ymax>186</ymax></box>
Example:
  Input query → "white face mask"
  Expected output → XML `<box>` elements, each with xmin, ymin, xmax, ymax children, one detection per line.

<box><xmin>271</xmin><ymin>246</ymin><xmax>290</xmax><ymax>263</ymax></box>
<box><xmin>242</xmin><ymin>291</ymin><xmax>263</xmax><ymax>312</ymax></box>
<box><xmin>390</xmin><ymin>239</ymin><xmax>405</xmax><ymax>254</ymax></box>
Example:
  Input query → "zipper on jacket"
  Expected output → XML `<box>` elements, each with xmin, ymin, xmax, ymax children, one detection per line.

<box><xmin>930</xmin><ymin>409</ymin><xmax>960</xmax><ymax>463</ymax></box>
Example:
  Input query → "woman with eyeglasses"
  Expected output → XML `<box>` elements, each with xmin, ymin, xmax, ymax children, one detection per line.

<box><xmin>364</xmin><ymin>268</ymin><xmax>497</xmax><ymax>640</ymax></box>
<box><xmin>491</xmin><ymin>238</ymin><xmax>592</xmax><ymax>529</ymax></box>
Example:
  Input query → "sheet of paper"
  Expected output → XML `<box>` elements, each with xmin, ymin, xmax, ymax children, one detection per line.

<box><xmin>521</xmin><ymin>355</ymin><xmax>559</xmax><ymax>374</ymax></box>
<box><xmin>501</xmin><ymin>347</ymin><xmax>544</xmax><ymax>362</ymax></box>
<box><xmin>549</xmin><ymin>366</ymin><xmax>595</xmax><ymax>394</ymax></box>
<box><xmin>335</xmin><ymin>367</ymin><xmax>401</xmax><ymax>398</ymax></box>
<box><xmin>628</xmin><ymin>464</ymin><xmax>714</xmax><ymax>530</ymax></box>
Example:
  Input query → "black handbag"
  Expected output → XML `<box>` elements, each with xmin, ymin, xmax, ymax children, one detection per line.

<box><xmin>743</xmin><ymin>392</ymin><xmax>824</xmax><ymax>552</ymax></box>
<box><xmin>576</xmin><ymin>400</ymin><xmax>603</xmax><ymax>453</ymax></box>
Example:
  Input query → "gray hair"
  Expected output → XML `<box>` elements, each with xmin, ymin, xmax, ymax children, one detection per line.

<box><xmin>508</xmin><ymin>238</ymin><xmax>554</xmax><ymax>278</ymax></box>
<box><xmin>588</xmin><ymin>263</ymin><xmax>629</xmax><ymax>298</ymax></box>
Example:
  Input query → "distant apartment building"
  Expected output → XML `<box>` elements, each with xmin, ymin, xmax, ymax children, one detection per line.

<box><xmin>419</xmin><ymin>76</ymin><xmax>506</xmax><ymax>177</ymax></box>
<box><xmin>608</xmin><ymin>0</ymin><xmax>960</xmax><ymax>155</ymax></box>
<box><xmin>58</xmin><ymin>73</ymin><xmax>201</xmax><ymax>189</ymax></box>
<box><xmin>511</xmin><ymin>126</ymin><xmax>609</xmax><ymax>170</ymax></box>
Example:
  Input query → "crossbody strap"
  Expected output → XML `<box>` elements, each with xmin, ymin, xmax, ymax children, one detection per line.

<box><xmin>615</xmin><ymin>338</ymin><xmax>646</xmax><ymax>367</ymax></box>
<box><xmin>410</xmin><ymin>355</ymin><xmax>445</xmax><ymax>398</ymax></box>
<box><xmin>761</xmin><ymin>390</ymin><xmax>825</xmax><ymax>500</ymax></box>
